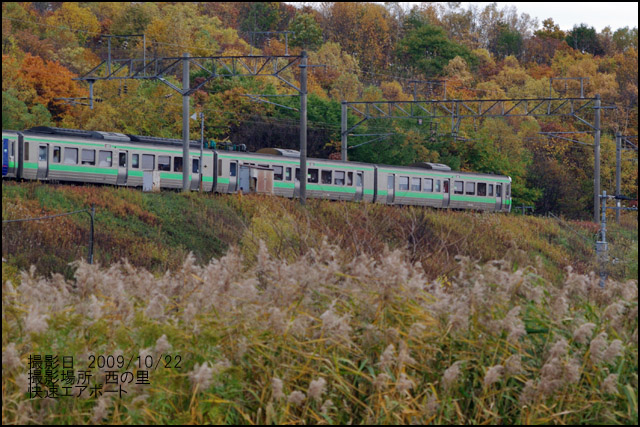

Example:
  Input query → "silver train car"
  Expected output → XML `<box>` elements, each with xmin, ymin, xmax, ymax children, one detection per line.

<box><xmin>2</xmin><ymin>127</ymin><xmax>512</xmax><ymax>212</ymax></box>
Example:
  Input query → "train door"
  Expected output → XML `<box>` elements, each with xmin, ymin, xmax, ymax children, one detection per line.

<box><xmin>117</xmin><ymin>150</ymin><xmax>128</xmax><ymax>185</ymax></box>
<box><xmin>387</xmin><ymin>174</ymin><xmax>395</xmax><ymax>204</ymax></box>
<box><xmin>294</xmin><ymin>167</ymin><xmax>300</xmax><ymax>197</ymax></box>
<box><xmin>495</xmin><ymin>184</ymin><xmax>502</xmax><ymax>211</ymax></box>
<box><xmin>355</xmin><ymin>171</ymin><xmax>363</xmax><ymax>201</ymax></box>
<box><xmin>36</xmin><ymin>144</ymin><xmax>48</xmax><ymax>180</ymax></box>
<box><xmin>2</xmin><ymin>139</ymin><xmax>8</xmax><ymax>177</ymax></box>
<box><xmin>228</xmin><ymin>161</ymin><xmax>238</xmax><ymax>192</ymax></box>
<box><xmin>190</xmin><ymin>157</ymin><xmax>200</xmax><ymax>190</ymax></box>
<box><xmin>238</xmin><ymin>164</ymin><xmax>251</xmax><ymax>192</ymax></box>
<box><xmin>442</xmin><ymin>179</ymin><xmax>450</xmax><ymax>208</ymax></box>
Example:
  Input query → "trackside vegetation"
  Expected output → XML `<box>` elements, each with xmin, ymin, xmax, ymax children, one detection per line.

<box><xmin>2</xmin><ymin>182</ymin><xmax>638</xmax><ymax>424</ymax></box>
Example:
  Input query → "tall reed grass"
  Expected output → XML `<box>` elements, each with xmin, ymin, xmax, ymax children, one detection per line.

<box><xmin>2</xmin><ymin>239</ymin><xmax>637</xmax><ymax>424</ymax></box>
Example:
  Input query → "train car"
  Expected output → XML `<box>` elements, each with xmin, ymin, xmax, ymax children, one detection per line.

<box><xmin>3</xmin><ymin>126</ymin><xmax>512</xmax><ymax>212</ymax></box>
<box><xmin>375</xmin><ymin>162</ymin><xmax>511</xmax><ymax>212</ymax></box>
<box><xmin>2</xmin><ymin>130</ymin><xmax>19</xmax><ymax>179</ymax></box>
<box><xmin>4</xmin><ymin>127</ymin><xmax>215</xmax><ymax>192</ymax></box>
<box><xmin>215</xmin><ymin>150</ymin><xmax>376</xmax><ymax>203</ymax></box>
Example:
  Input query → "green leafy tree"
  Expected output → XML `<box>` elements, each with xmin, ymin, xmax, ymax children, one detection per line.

<box><xmin>491</xmin><ymin>22</ymin><xmax>524</xmax><ymax>59</ymax></box>
<box><xmin>612</xmin><ymin>26</ymin><xmax>639</xmax><ymax>52</ymax></box>
<box><xmin>461</xmin><ymin>119</ymin><xmax>542</xmax><ymax>206</ymax></box>
<box><xmin>289</xmin><ymin>13</ymin><xmax>323</xmax><ymax>50</ymax></box>
<box><xmin>2</xmin><ymin>89</ymin><xmax>52</xmax><ymax>129</ymax></box>
<box><xmin>565</xmin><ymin>24</ymin><xmax>604</xmax><ymax>56</ymax></box>
<box><xmin>396</xmin><ymin>21</ymin><xmax>477</xmax><ymax>77</ymax></box>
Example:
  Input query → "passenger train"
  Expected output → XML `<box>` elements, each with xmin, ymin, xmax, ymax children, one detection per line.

<box><xmin>2</xmin><ymin>127</ymin><xmax>512</xmax><ymax>212</ymax></box>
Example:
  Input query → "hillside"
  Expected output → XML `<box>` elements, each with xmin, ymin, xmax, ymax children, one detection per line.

<box><xmin>2</xmin><ymin>182</ymin><xmax>638</xmax><ymax>424</ymax></box>
<box><xmin>2</xmin><ymin>181</ymin><xmax>637</xmax><ymax>283</ymax></box>
<box><xmin>2</xmin><ymin>2</ymin><xmax>638</xmax><ymax>218</ymax></box>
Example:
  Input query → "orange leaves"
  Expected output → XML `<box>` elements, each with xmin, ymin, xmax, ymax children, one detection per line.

<box><xmin>12</xmin><ymin>53</ymin><xmax>84</xmax><ymax>120</ymax></box>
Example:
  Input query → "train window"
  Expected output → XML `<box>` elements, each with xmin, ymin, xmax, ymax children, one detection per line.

<box><xmin>308</xmin><ymin>168</ymin><xmax>319</xmax><ymax>183</ymax></box>
<box><xmin>496</xmin><ymin>184</ymin><xmax>502</xmax><ymax>197</ymax></box>
<box><xmin>98</xmin><ymin>151</ymin><xmax>112</xmax><ymax>167</ymax></box>
<box><xmin>443</xmin><ymin>180</ymin><xmax>449</xmax><ymax>193</ymax></box>
<box><xmin>64</xmin><ymin>148</ymin><xmax>78</xmax><ymax>165</ymax></box>
<box><xmin>435</xmin><ymin>180</ymin><xmax>441</xmax><ymax>192</ymax></box>
<box><xmin>39</xmin><ymin>146</ymin><xmax>48</xmax><ymax>162</ymax></box>
<box><xmin>357</xmin><ymin>172</ymin><xmax>363</xmax><ymax>187</ymax></box>
<box><xmin>321</xmin><ymin>170</ymin><xmax>332</xmax><ymax>184</ymax></box>
<box><xmin>465</xmin><ymin>182</ymin><xmax>475</xmax><ymax>195</ymax></box>
<box><xmin>286</xmin><ymin>167</ymin><xmax>291</xmax><ymax>181</ymax></box>
<box><xmin>399</xmin><ymin>176</ymin><xmax>409</xmax><ymax>191</ymax></box>
<box><xmin>411</xmin><ymin>177</ymin><xmax>421</xmax><ymax>191</ymax></box>
<box><xmin>192</xmin><ymin>158</ymin><xmax>200</xmax><ymax>174</ymax></box>
<box><xmin>488</xmin><ymin>184</ymin><xmax>494</xmax><ymax>196</ymax></box>
<box><xmin>454</xmin><ymin>181</ymin><xmax>463</xmax><ymax>194</ymax></box>
<box><xmin>132</xmin><ymin>154</ymin><xmax>139</xmax><ymax>169</ymax></box>
<box><xmin>118</xmin><ymin>153</ymin><xmax>126</xmax><ymax>168</ymax></box>
<box><xmin>423</xmin><ymin>178</ymin><xmax>433</xmax><ymax>192</ymax></box>
<box><xmin>334</xmin><ymin>171</ymin><xmax>345</xmax><ymax>185</ymax></box>
<box><xmin>273</xmin><ymin>165</ymin><xmax>283</xmax><ymax>180</ymax></box>
<box><xmin>174</xmin><ymin>157</ymin><xmax>183</xmax><ymax>172</ymax></box>
<box><xmin>347</xmin><ymin>172</ymin><xmax>353</xmax><ymax>186</ymax></box>
<box><xmin>477</xmin><ymin>182</ymin><xmax>487</xmax><ymax>196</ymax></box>
<box><xmin>81</xmin><ymin>149</ymin><xmax>95</xmax><ymax>165</ymax></box>
<box><xmin>295</xmin><ymin>168</ymin><xmax>300</xmax><ymax>181</ymax></box>
<box><xmin>142</xmin><ymin>154</ymin><xmax>155</xmax><ymax>170</ymax></box>
<box><xmin>53</xmin><ymin>147</ymin><xmax>61</xmax><ymax>163</ymax></box>
<box><xmin>506</xmin><ymin>184</ymin><xmax>511</xmax><ymax>196</ymax></box>
<box><xmin>158</xmin><ymin>156</ymin><xmax>171</xmax><ymax>171</ymax></box>
<box><xmin>24</xmin><ymin>142</ymin><xmax>29</xmax><ymax>160</ymax></box>
<box><xmin>230</xmin><ymin>162</ymin><xmax>237</xmax><ymax>177</ymax></box>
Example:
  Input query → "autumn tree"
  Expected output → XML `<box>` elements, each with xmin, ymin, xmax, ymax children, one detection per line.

<box><xmin>3</xmin><ymin>53</ymin><xmax>84</xmax><ymax>121</ymax></box>
<box><xmin>309</xmin><ymin>42</ymin><xmax>362</xmax><ymax>101</ymax></box>
<box><xmin>45</xmin><ymin>2</ymin><xmax>100</xmax><ymax>45</ymax></box>
<box><xmin>320</xmin><ymin>2</ymin><xmax>394</xmax><ymax>72</ymax></box>
<box><xmin>534</xmin><ymin>18</ymin><xmax>565</xmax><ymax>40</ymax></box>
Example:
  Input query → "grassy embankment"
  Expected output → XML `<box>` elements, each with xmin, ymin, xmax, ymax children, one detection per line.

<box><xmin>2</xmin><ymin>181</ymin><xmax>638</xmax><ymax>424</ymax></box>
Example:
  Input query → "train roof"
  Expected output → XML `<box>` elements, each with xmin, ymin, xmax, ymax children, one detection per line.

<box><xmin>256</xmin><ymin>147</ymin><xmax>300</xmax><ymax>157</ymax></box>
<box><xmin>24</xmin><ymin>126</ymin><xmax>202</xmax><ymax>148</ymax></box>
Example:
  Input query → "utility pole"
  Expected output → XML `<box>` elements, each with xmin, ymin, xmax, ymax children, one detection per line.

<box><xmin>182</xmin><ymin>52</ymin><xmax>190</xmax><ymax>192</ymax></box>
<box><xmin>593</xmin><ymin>94</ymin><xmax>601</xmax><ymax>222</ymax></box>
<box><xmin>299</xmin><ymin>51</ymin><xmax>308</xmax><ymax>205</ymax></box>
<box><xmin>616</xmin><ymin>131</ymin><xmax>622</xmax><ymax>224</ymax></box>
<box><xmin>597</xmin><ymin>191</ymin><xmax>608</xmax><ymax>287</ymax></box>
<box><xmin>341</xmin><ymin>101</ymin><xmax>347</xmax><ymax>161</ymax></box>
<box><xmin>200</xmin><ymin>112</ymin><xmax>204</xmax><ymax>191</ymax></box>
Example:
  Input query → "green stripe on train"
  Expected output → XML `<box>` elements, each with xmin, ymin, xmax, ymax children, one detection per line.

<box><xmin>23</xmin><ymin>137</ymin><xmax>213</xmax><ymax>157</ymax></box>
<box><xmin>217</xmin><ymin>155</ymin><xmax>375</xmax><ymax>171</ymax></box>
<box><xmin>49</xmin><ymin>164</ymin><xmax>118</xmax><ymax>175</ymax></box>
<box><xmin>23</xmin><ymin>163</ymin><xmax>214</xmax><ymax>183</ymax></box>
<box><xmin>379</xmin><ymin>168</ymin><xmax>510</xmax><ymax>183</ymax></box>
